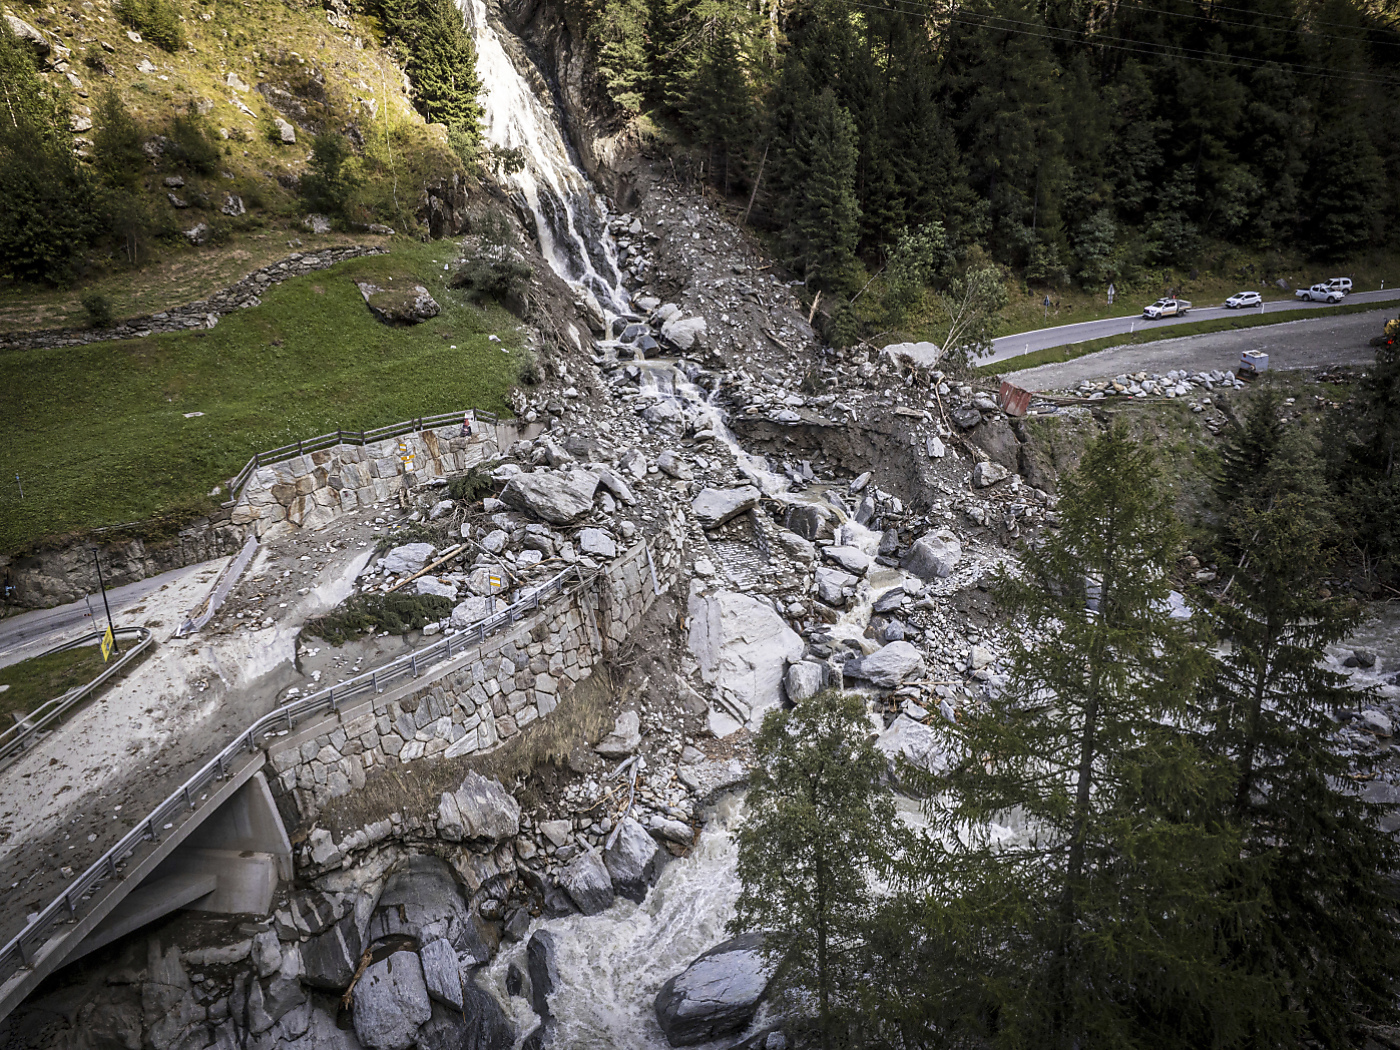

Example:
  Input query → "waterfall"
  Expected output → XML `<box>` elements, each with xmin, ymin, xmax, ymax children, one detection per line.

<box><xmin>461</xmin><ymin>0</ymin><xmax>629</xmax><ymax>318</ymax></box>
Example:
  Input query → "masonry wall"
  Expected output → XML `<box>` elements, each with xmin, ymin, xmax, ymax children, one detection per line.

<box><xmin>230</xmin><ymin>420</ymin><xmax>520</xmax><ymax>535</ymax></box>
<box><xmin>263</xmin><ymin>519</ymin><xmax>685</xmax><ymax>826</ymax></box>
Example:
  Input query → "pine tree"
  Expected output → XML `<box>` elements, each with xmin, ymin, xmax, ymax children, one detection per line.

<box><xmin>681</xmin><ymin>25</ymin><xmax>751</xmax><ymax>193</ymax></box>
<box><xmin>92</xmin><ymin>88</ymin><xmax>145</xmax><ymax>190</ymax></box>
<box><xmin>1303</xmin><ymin>116</ymin><xmax>1383</xmax><ymax>258</ymax></box>
<box><xmin>730</xmin><ymin>689</ymin><xmax>898</xmax><ymax>1049</ymax></box>
<box><xmin>1204</xmin><ymin>396</ymin><xmax>1400</xmax><ymax>1047</ymax></box>
<box><xmin>890</xmin><ymin>427</ymin><xmax>1271</xmax><ymax>1048</ymax></box>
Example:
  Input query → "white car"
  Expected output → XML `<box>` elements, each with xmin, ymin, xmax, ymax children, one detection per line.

<box><xmin>1296</xmin><ymin>284</ymin><xmax>1342</xmax><ymax>303</ymax></box>
<box><xmin>1325</xmin><ymin>278</ymin><xmax>1353</xmax><ymax>295</ymax></box>
<box><xmin>1225</xmin><ymin>291</ymin><xmax>1262</xmax><ymax>308</ymax></box>
<box><xmin>1143</xmin><ymin>297</ymin><xmax>1191</xmax><ymax>319</ymax></box>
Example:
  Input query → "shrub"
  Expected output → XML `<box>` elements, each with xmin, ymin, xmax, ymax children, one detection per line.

<box><xmin>81</xmin><ymin>292</ymin><xmax>114</xmax><ymax>328</ymax></box>
<box><xmin>446</xmin><ymin>466</ymin><xmax>492</xmax><ymax>503</ymax></box>
<box><xmin>303</xmin><ymin>592</ymin><xmax>454</xmax><ymax>646</ymax></box>
<box><xmin>300</xmin><ymin>131</ymin><xmax>358</xmax><ymax>216</ymax></box>
<box><xmin>92</xmin><ymin>89</ymin><xmax>145</xmax><ymax>189</ymax></box>
<box><xmin>166</xmin><ymin>107</ymin><xmax>219</xmax><ymax>174</ymax></box>
<box><xmin>115</xmin><ymin>0</ymin><xmax>185</xmax><ymax>52</ymax></box>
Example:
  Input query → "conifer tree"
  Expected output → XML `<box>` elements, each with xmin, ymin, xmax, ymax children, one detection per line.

<box><xmin>731</xmin><ymin>689</ymin><xmax>897</xmax><ymax>1049</ymax></box>
<box><xmin>682</xmin><ymin>25</ymin><xmax>751</xmax><ymax>193</ymax></box>
<box><xmin>889</xmin><ymin>427</ymin><xmax>1271</xmax><ymax>1048</ymax></box>
<box><xmin>1205</xmin><ymin>395</ymin><xmax>1400</xmax><ymax>1047</ymax></box>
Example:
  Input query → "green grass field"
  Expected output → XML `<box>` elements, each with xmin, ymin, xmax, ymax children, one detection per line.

<box><xmin>0</xmin><ymin>240</ymin><xmax>525</xmax><ymax>553</ymax></box>
<box><xmin>0</xmin><ymin>644</ymin><xmax>106</xmax><ymax>721</ymax></box>
<box><xmin>976</xmin><ymin>300</ymin><xmax>1391</xmax><ymax>377</ymax></box>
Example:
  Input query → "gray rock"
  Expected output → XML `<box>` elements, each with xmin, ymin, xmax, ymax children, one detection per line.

<box><xmin>415</xmin><ymin>577</ymin><xmax>458</xmax><ymax>599</ymax></box>
<box><xmin>972</xmin><ymin>461</ymin><xmax>1011</xmax><ymax>487</ymax></box>
<box><xmin>595</xmin><ymin>710</ymin><xmax>641</xmax><ymax>758</ymax></box>
<box><xmin>185</xmin><ymin>222</ymin><xmax>211</xmax><ymax>246</ymax></box>
<box><xmin>967</xmin><ymin>417</ymin><xmax>1020</xmax><ymax>471</ymax></box>
<box><xmin>656</xmin><ymin>451</ymin><xmax>693</xmax><ymax>479</ymax></box>
<box><xmin>872</xmin><ymin>587</ymin><xmax>907</xmax><ymax>614</ymax></box>
<box><xmin>902</xmin><ymin>530</ymin><xmax>962</xmax><ymax>580</ymax></box>
<box><xmin>367</xmin><ymin>856</ymin><xmax>476</xmax><ymax>953</ymax></box>
<box><xmin>559</xmin><ymin>848</ymin><xmax>614</xmax><ymax>915</ymax></box>
<box><xmin>815</xmin><ymin>565</ymin><xmax>856</xmax><ymax>605</ymax></box>
<box><xmin>420</xmin><ymin>939</ymin><xmax>463</xmax><ymax>1009</ymax></box>
<box><xmin>593</xmin><ymin>466</ymin><xmax>636</xmax><ymax>505</ymax></box>
<box><xmin>500</xmin><ymin>472</ymin><xmax>599</xmax><ymax>525</ymax></box>
<box><xmin>1361</xmin><ymin>709</ymin><xmax>1393</xmax><ymax>737</ymax></box>
<box><xmin>382</xmin><ymin>543</ymin><xmax>435</xmax><ymax>575</ymax></box>
<box><xmin>300</xmin><ymin>912</ymin><xmax>361</xmax><ymax>991</ymax></box>
<box><xmin>845</xmin><ymin>641</ymin><xmax>925</xmax><ymax>687</ymax></box>
<box><xmin>450</xmin><ymin>596</ymin><xmax>494</xmax><ymax>630</ymax></box>
<box><xmin>438</xmin><ymin>772</ymin><xmax>521</xmax><ymax>842</ymax></box>
<box><xmin>653</xmin><ymin>933</ymin><xmax>771</xmax><ymax>1047</ymax></box>
<box><xmin>527</xmin><ymin>931</ymin><xmax>559</xmax><ymax>1021</ymax></box>
<box><xmin>221</xmin><ymin>194</ymin><xmax>246</xmax><ymax>216</ymax></box>
<box><xmin>539</xmin><ymin>819</ymin><xmax>572</xmax><ymax>848</ymax></box>
<box><xmin>952</xmin><ymin>406</ymin><xmax>983</xmax><ymax>429</ymax></box>
<box><xmin>926</xmin><ymin>435</ymin><xmax>946</xmax><ymax>458</ymax></box>
<box><xmin>4</xmin><ymin>14</ymin><xmax>51</xmax><ymax>56</ymax></box>
<box><xmin>481</xmin><ymin>528</ymin><xmax>508</xmax><ymax>554</ymax></box>
<box><xmin>275</xmin><ymin>117</ymin><xmax>298</xmax><ymax>144</ymax></box>
<box><xmin>784</xmin><ymin>661</ymin><xmax>825</xmax><ymax>702</ymax></box>
<box><xmin>691</xmin><ymin>486</ymin><xmax>760</xmax><ymax>529</ymax></box>
<box><xmin>1345</xmin><ymin>649</ymin><xmax>1378</xmax><ymax>669</ymax></box>
<box><xmin>875</xmin><ymin>715</ymin><xmax>947</xmax><ymax>779</ymax></box>
<box><xmin>687</xmin><ymin>590</ymin><xmax>805</xmax><ymax>728</ymax></box>
<box><xmin>577</xmin><ymin>527</ymin><xmax>617</xmax><ymax>558</ymax></box>
<box><xmin>351</xmin><ymin>951</ymin><xmax>431</xmax><ymax>1050</ymax></box>
<box><xmin>253</xmin><ymin>929</ymin><xmax>281</xmax><ymax>977</ymax></box>
<box><xmin>418</xmin><ymin>992</ymin><xmax>515</xmax><ymax>1050</ymax></box>
<box><xmin>603</xmin><ymin>817</ymin><xmax>663</xmax><ymax>903</ymax></box>
<box><xmin>824</xmin><ymin>545</ymin><xmax>871</xmax><ymax>574</ymax></box>
<box><xmin>660</xmin><ymin>315</ymin><xmax>707</xmax><ymax>351</ymax></box>
<box><xmin>783</xmin><ymin>504</ymin><xmax>834</xmax><ymax>542</ymax></box>
<box><xmin>619</xmin><ymin>448</ymin><xmax>648</xmax><ymax>480</ymax></box>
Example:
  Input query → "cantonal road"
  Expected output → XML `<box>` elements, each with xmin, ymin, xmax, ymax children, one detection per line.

<box><xmin>999</xmin><ymin>307</ymin><xmax>1394</xmax><ymax>392</ymax></box>
<box><xmin>987</xmin><ymin>287</ymin><xmax>1400</xmax><ymax>364</ymax></box>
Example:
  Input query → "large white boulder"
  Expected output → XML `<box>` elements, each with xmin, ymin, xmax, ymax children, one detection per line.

<box><xmin>381</xmin><ymin>543</ymin><xmax>435</xmax><ymax>575</ymax></box>
<box><xmin>901</xmin><ymin>529</ymin><xmax>962</xmax><ymax>580</ymax></box>
<box><xmin>660</xmin><ymin>314</ymin><xmax>707</xmax><ymax>351</ymax></box>
<box><xmin>653</xmin><ymin>933</ymin><xmax>771</xmax><ymax>1047</ymax></box>
<box><xmin>499</xmin><ymin>470</ymin><xmax>599</xmax><ymax>524</ymax></box>
<box><xmin>688</xmin><ymin>589</ymin><xmax>804</xmax><ymax>727</ymax></box>
<box><xmin>845</xmin><ymin>641</ymin><xmax>926</xmax><ymax>687</ymax></box>
<box><xmin>691</xmin><ymin>486</ymin><xmax>760</xmax><ymax>529</ymax></box>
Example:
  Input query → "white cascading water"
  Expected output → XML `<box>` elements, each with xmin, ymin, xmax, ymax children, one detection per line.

<box><xmin>461</xmin><ymin>0</ymin><xmax>629</xmax><ymax>319</ymax></box>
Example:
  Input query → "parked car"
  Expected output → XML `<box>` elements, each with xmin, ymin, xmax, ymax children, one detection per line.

<box><xmin>1296</xmin><ymin>283</ymin><xmax>1343</xmax><ymax>303</ymax></box>
<box><xmin>1143</xmin><ymin>297</ymin><xmax>1191</xmax><ymax>319</ymax></box>
<box><xmin>1225</xmin><ymin>291</ymin><xmax>1262</xmax><ymax>308</ymax></box>
<box><xmin>1325</xmin><ymin>277</ymin><xmax>1353</xmax><ymax>295</ymax></box>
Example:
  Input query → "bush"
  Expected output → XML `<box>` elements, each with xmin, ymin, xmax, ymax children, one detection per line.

<box><xmin>303</xmin><ymin>592</ymin><xmax>455</xmax><ymax>646</ymax></box>
<box><xmin>166</xmin><ymin>107</ymin><xmax>219</xmax><ymax>174</ymax></box>
<box><xmin>81</xmin><ymin>292</ymin><xmax>114</xmax><ymax>328</ymax></box>
<box><xmin>115</xmin><ymin>0</ymin><xmax>185</xmax><ymax>51</ymax></box>
<box><xmin>92</xmin><ymin>89</ymin><xmax>145</xmax><ymax>189</ymax></box>
<box><xmin>446</xmin><ymin>466</ymin><xmax>492</xmax><ymax>503</ymax></box>
<box><xmin>300</xmin><ymin>131</ymin><xmax>358</xmax><ymax>216</ymax></box>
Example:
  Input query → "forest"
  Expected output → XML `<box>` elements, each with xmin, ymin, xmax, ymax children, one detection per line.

<box><xmin>577</xmin><ymin>0</ymin><xmax>1400</xmax><ymax>304</ymax></box>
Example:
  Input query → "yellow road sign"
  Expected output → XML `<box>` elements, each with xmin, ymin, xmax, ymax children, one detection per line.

<box><xmin>100</xmin><ymin>626</ymin><xmax>115</xmax><ymax>662</ymax></box>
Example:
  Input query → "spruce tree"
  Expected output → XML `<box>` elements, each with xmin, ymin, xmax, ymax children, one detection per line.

<box><xmin>1205</xmin><ymin>397</ymin><xmax>1400</xmax><ymax>1047</ymax></box>
<box><xmin>889</xmin><ymin>426</ymin><xmax>1271</xmax><ymax>1048</ymax></box>
<box><xmin>682</xmin><ymin>26</ymin><xmax>751</xmax><ymax>193</ymax></box>
<box><xmin>730</xmin><ymin>689</ymin><xmax>897</xmax><ymax>1049</ymax></box>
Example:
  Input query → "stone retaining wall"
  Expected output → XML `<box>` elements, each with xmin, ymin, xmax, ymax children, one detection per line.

<box><xmin>264</xmin><ymin>520</ymin><xmax>684</xmax><ymax>830</ymax></box>
<box><xmin>230</xmin><ymin>419</ymin><xmax>521</xmax><ymax>536</ymax></box>
<box><xmin>0</xmin><ymin>246</ymin><xmax>387</xmax><ymax>352</ymax></box>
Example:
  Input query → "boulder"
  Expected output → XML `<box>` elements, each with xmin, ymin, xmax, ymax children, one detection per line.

<box><xmin>603</xmin><ymin>817</ymin><xmax>664</xmax><ymax>902</ymax></box>
<box><xmin>688</xmin><ymin>590</ymin><xmax>805</xmax><ymax>726</ymax></box>
<box><xmin>559</xmin><ymin>848</ymin><xmax>614</xmax><ymax>916</ymax></box>
<box><xmin>654</xmin><ymin>933</ymin><xmax>771</xmax><ymax>1047</ymax></box>
<box><xmin>1361</xmin><ymin>709</ymin><xmax>1394</xmax><ymax>737</ymax></box>
<box><xmin>382</xmin><ymin>543</ymin><xmax>435</xmax><ymax>575</ymax></box>
<box><xmin>418</xmin><ymin>993</ymin><xmax>514</xmax><ymax>1050</ymax></box>
<box><xmin>783</xmin><ymin>504</ymin><xmax>834</xmax><ymax>542</ymax></box>
<box><xmin>184</xmin><ymin>222</ymin><xmax>211</xmax><ymax>246</ymax></box>
<box><xmin>300</xmin><ymin>912</ymin><xmax>361</xmax><ymax>991</ymax></box>
<box><xmin>4</xmin><ymin>14</ymin><xmax>51</xmax><ymax>56</ymax></box>
<box><xmin>595</xmin><ymin>710</ymin><xmax>641</xmax><ymax>758</ymax></box>
<box><xmin>966</xmin><ymin>417</ymin><xmax>1020</xmax><ymax>471</ymax></box>
<box><xmin>691</xmin><ymin>486</ymin><xmax>760</xmax><ymax>529</ymax></box>
<box><xmin>901</xmin><ymin>530</ymin><xmax>962</xmax><ymax>580</ymax></box>
<box><xmin>845</xmin><ymin>641</ymin><xmax>925</xmax><ymax>688</ymax></box>
<box><xmin>592</xmin><ymin>466</ymin><xmax>636</xmax><ymax>505</ymax></box>
<box><xmin>656</xmin><ymin>451</ymin><xmax>693</xmax><ymax>479</ymax></box>
<box><xmin>527</xmin><ymin>931</ymin><xmax>559</xmax><ymax>1021</ymax></box>
<box><xmin>577</xmin><ymin>527</ymin><xmax>617</xmax><ymax>558</ymax></box>
<box><xmin>500</xmin><ymin>472</ymin><xmax>599</xmax><ymax>525</ymax></box>
<box><xmin>951</xmin><ymin>406</ymin><xmax>983</xmax><ymax>430</ymax></box>
<box><xmin>415</xmin><ymin>577</ymin><xmax>457</xmax><ymax>599</ymax></box>
<box><xmin>824</xmin><ymin>546</ymin><xmax>871</xmax><ymax>574</ymax></box>
<box><xmin>355</xmin><ymin>281</ymin><xmax>441</xmax><ymax>325</ymax></box>
<box><xmin>814</xmin><ymin>566</ymin><xmax>857</xmax><ymax>605</ymax></box>
<box><xmin>275</xmin><ymin>117</ymin><xmax>298</xmax><ymax>144</ymax></box>
<box><xmin>660</xmin><ymin>315</ymin><xmax>707</xmax><ymax>351</ymax></box>
<box><xmin>419</xmin><ymin>939</ymin><xmax>463</xmax><ymax>1009</ymax></box>
<box><xmin>450</xmin><ymin>596</ymin><xmax>495</xmax><ymax>630</ymax></box>
<box><xmin>619</xmin><ymin>448</ymin><xmax>647</xmax><ymax>480</ymax></box>
<box><xmin>875</xmin><ymin>715</ymin><xmax>947</xmax><ymax>779</ymax></box>
<box><xmin>972</xmin><ymin>461</ymin><xmax>1011</xmax><ymax>488</ymax></box>
<box><xmin>784</xmin><ymin>661</ymin><xmax>825</xmax><ymax>702</ymax></box>
<box><xmin>437</xmin><ymin>772</ymin><xmax>521</xmax><ymax>843</ymax></box>
<box><xmin>366</xmin><ymin>856</ymin><xmax>474</xmax><ymax>951</ymax></box>
<box><xmin>1345</xmin><ymin>649</ymin><xmax>1378</xmax><ymax>669</ymax></box>
<box><xmin>352</xmin><ymin>951</ymin><xmax>432</xmax><ymax>1050</ymax></box>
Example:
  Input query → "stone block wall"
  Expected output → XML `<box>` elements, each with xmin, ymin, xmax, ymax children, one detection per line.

<box><xmin>230</xmin><ymin>420</ymin><xmax>519</xmax><ymax>535</ymax></box>
<box><xmin>263</xmin><ymin>515</ymin><xmax>685</xmax><ymax>826</ymax></box>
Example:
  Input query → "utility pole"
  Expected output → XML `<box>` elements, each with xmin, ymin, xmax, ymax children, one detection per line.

<box><xmin>90</xmin><ymin>547</ymin><xmax>119</xmax><ymax>656</ymax></box>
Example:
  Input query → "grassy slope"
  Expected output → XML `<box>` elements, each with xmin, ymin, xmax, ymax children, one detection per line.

<box><xmin>975</xmin><ymin>299</ymin><xmax>1391</xmax><ymax>377</ymax></box>
<box><xmin>0</xmin><ymin>240</ymin><xmax>525</xmax><ymax>552</ymax></box>
<box><xmin>0</xmin><ymin>644</ymin><xmax>106</xmax><ymax>720</ymax></box>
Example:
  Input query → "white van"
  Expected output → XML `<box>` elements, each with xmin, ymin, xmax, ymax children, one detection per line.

<box><xmin>1325</xmin><ymin>278</ymin><xmax>1353</xmax><ymax>295</ymax></box>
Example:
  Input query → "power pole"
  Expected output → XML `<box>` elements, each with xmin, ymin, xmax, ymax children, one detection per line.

<box><xmin>90</xmin><ymin>548</ymin><xmax>119</xmax><ymax>656</ymax></box>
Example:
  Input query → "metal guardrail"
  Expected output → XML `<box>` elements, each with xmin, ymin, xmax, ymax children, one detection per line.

<box><xmin>222</xmin><ymin>409</ymin><xmax>501</xmax><ymax>510</ymax></box>
<box><xmin>176</xmin><ymin>536</ymin><xmax>259</xmax><ymax>638</ymax></box>
<box><xmin>0</xmin><ymin>628</ymin><xmax>154</xmax><ymax>771</ymax></box>
<box><xmin>0</xmin><ymin>560</ymin><xmax>594</xmax><ymax>987</ymax></box>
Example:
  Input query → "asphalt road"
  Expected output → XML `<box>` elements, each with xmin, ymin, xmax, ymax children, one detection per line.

<box><xmin>0</xmin><ymin>564</ymin><xmax>197</xmax><ymax>670</ymax></box>
<box><xmin>988</xmin><ymin>287</ymin><xmax>1400</xmax><ymax>363</ymax></box>
<box><xmin>1004</xmin><ymin>307</ymin><xmax>1389</xmax><ymax>391</ymax></box>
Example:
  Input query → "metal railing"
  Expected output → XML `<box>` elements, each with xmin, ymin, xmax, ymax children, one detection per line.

<box><xmin>0</xmin><ymin>627</ymin><xmax>154</xmax><ymax>771</ymax></box>
<box><xmin>222</xmin><ymin>410</ymin><xmax>501</xmax><ymax>510</ymax></box>
<box><xmin>0</xmin><ymin>560</ymin><xmax>595</xmax><ymax>988</ymax></box>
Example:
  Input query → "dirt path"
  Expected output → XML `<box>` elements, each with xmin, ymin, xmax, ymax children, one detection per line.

<box><xmin>1003</xmin><ymin>308</ymin><xmax>1389</xmax><ymax>390</ymax></box>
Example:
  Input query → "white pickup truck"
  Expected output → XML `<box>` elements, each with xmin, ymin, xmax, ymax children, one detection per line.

<box><xmin>1295</xmin><ymin>283</ymin><xmax>1343</xmax><ymax>303</ymax></box>
<box><xmin>1143</xmin><ymin>297</ymin><xmax>1191</xmax><ymax>319</ymax></box>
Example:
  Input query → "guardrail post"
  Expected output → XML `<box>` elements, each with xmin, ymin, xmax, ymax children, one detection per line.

<box><xmin>65</xmin><ymin>891</ymin><xmax>76</xmax><ymax>916</ymax></box>
<box><xmin>411</xmin><ymin>654</ymin><xmax>418</xmax><ymax>676</ymax></box>
<box><xmin>18</xmin><ymin>935</ymin><xmax>31</xmax><ymax>965</ymax></box>
<box><xmin>184</xmin><ymin>785</ymin><xmax>194</xmax><ymax>809</ymax></box>
<box><xmin>149</xmin><ymin>819</ymin><xmax>160</xmax><ymax>845</ymax></box>
<box><xmin>372</xmin><ymin>671</ymin><xmax>379</xmax><ymax>693</ymax></box>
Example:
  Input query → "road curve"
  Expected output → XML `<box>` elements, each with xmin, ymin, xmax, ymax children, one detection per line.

<box><xmin>987</xmin><ymin>287</ymin><xmax>1400</xmax><ymax>363</ymax></box>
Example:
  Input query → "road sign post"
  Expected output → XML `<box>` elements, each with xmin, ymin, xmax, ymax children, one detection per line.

<box><xmin>90</xmin><ymin>548</ymin><xmax>119</xmax><ymax>657</ymax></box>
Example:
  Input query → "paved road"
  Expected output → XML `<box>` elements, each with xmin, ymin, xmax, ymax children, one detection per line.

<box><xmin>1003</xmin><ymin>307</ymin><xmax>1388</xmax><ymax>391</ymax></box>
<box><xmin>988</xmin><ymin>287</ymin><xmax>1400</xmax><ymax>363</ymax></box>
<box><xmin>0</xmin><ymin>564</ymin><xmax>198</xmax><ymax>670</ymax></box>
